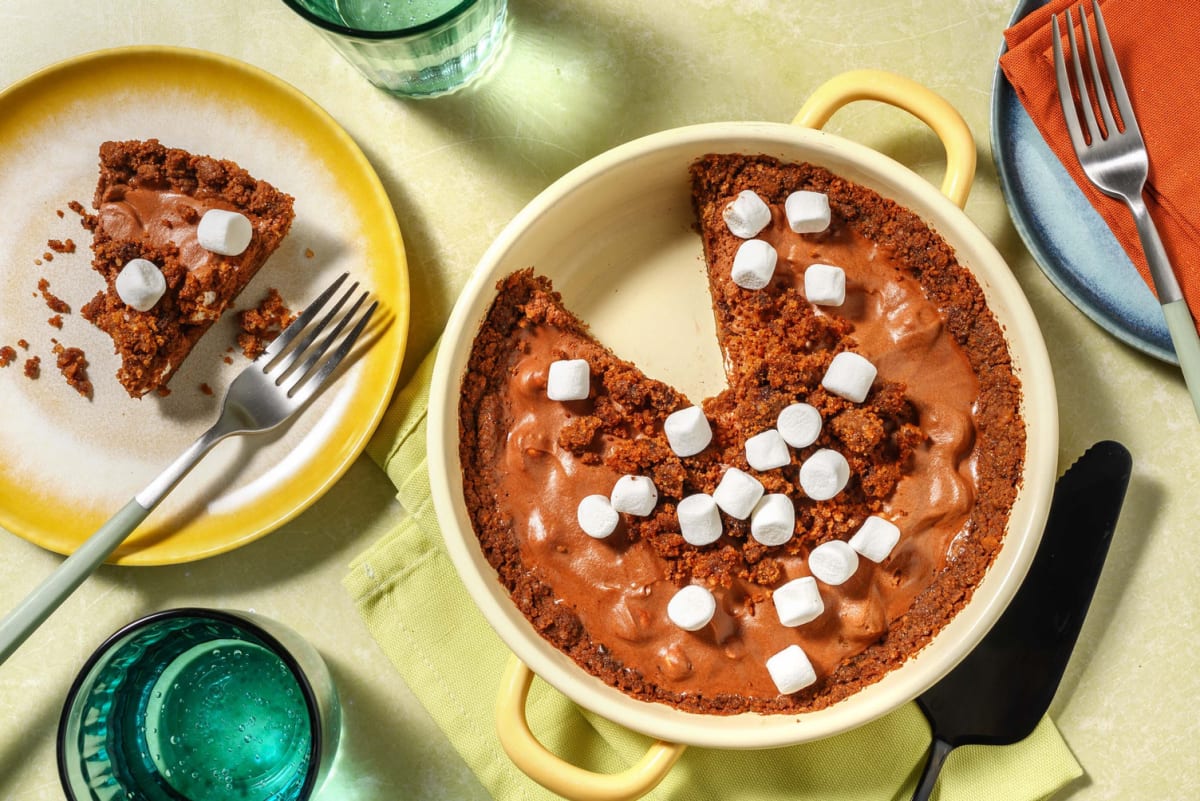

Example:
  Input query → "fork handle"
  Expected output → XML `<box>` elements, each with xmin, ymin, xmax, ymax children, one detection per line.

<box><xmin>1161</xmin><ymin>300</ymin><xmax>1200</xmax><ymax>422</ymax></box>
<box><xmin>1126</xmin><ymin>197</ymin><xmax>1200</xmax><ymax>420</ymax></box>
<box><xmin>0</xmin><ymin>419</ymin><xmax>239</xmax><ymax>666</ymax></box>
<box><xmin>1128</xmin><ymin>196</ymin><xmax>1184</xmax><ymax>305</ymax></box>
<box><xmin>0</xmin><ymin>499</ymin><xmax>150</xmax><ymax>665</ymax></box>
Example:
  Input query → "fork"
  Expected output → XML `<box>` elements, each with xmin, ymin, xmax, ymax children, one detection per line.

<box><xmin>1053</xmin><ymin>0</ymin><xmax>1200</xmax><ymax>421</ymax></box>
<box><xmin>0</xmin><ymin>272</ymin><xmax>377</xmax><ymax>665</ymax></box>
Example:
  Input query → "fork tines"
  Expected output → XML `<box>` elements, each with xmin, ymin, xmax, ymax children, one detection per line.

<box><xmin>1052</xmin><ymin>0</ymin><xmax>1140</xmax><ymax>151</ymax></box>
<box><xmin>260</xmin><ymin>272</ymin><xmax>378</xmax><ymax>401</ymax></box>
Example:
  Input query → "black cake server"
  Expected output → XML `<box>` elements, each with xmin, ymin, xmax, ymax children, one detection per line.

<box><xmin>910</xmin><ymin>440</ymin><xmax>1132</xmax><ymax>801</ymax></box>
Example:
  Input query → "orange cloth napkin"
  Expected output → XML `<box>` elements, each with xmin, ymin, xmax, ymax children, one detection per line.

<box><xmin>1000</xmin><ymin>0</ymin><xmax>1200</xmax><ymax>326</ymax></box>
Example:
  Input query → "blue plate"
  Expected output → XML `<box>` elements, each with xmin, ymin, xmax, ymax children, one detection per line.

<box><xmin>991</xmin><ymin>0</ymin><xmax>1175</xmax><ymax>363</ymax></box>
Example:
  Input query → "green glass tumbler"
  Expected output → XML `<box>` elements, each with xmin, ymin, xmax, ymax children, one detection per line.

<box><xmin>57</xmin><ymin>608</ymin><xmax>340</xmax><ymax>801</ymax></box>
<box><xmin>281</xmin><ymin>0</ymin><xmax>508</xmax><ymax>97</ymax></box>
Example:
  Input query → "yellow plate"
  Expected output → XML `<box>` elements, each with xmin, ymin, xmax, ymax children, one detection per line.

<box><xmin>0</xmin><ymin>47</ymin><xmax>408</xmax><ymax>565</ymax></box>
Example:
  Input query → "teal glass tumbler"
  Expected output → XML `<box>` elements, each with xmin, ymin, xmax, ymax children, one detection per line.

<box><xmin>281</xmin><ymin>0</ymin><xmax>508</xmax><ymax>97</ymax></box>
<box><xmin>57</xmin><ymin>608</ymin><xmax>341</xmax><ymax>801</ymax></box>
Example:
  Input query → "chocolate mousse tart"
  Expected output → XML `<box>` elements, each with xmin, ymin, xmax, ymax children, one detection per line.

<box><xmin>457</xmin><ymin>153</ymin><xmax>1025</xmax><ymax>716</ymax></box>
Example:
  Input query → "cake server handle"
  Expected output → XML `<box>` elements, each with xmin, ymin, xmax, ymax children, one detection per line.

<box><xmin>495</xmin><ymin>656</ymin><xmax>687</xmax><ymax>801</ymax></box>
<box><xmin>792</xmin><ymin>69</ymin><xmax>977</xmax><ymax>209</ymax></box>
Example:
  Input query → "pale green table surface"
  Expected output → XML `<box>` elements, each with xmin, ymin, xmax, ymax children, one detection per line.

<box><xmin>2</xmin><ymin>1</ymin><xmax>1197</xmax><ymax>799</ymax></box>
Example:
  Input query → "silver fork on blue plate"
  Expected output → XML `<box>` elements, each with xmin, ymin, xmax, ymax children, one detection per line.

<box><xmin>1052</xmin><ymin>0</ymin><xmax>1200</xmax><ymax>420</ymax></box>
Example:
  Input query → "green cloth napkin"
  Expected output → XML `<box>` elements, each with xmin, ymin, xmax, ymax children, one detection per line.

<box><xmin>345</xmin><ymin>346</ymin><xmax>1083</xmax><ymax>801</ymax></box>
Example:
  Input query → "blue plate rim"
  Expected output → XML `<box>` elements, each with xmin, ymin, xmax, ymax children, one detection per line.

<box><xmin>989</xmin><ymin>0</ymin><xmax>1176</xmax><ymax>364</ymax></box>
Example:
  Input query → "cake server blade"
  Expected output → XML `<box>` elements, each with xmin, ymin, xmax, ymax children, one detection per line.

<box><xmin>909</xmin><ymin>440</ymin><xmax>1132</xmax><ymax>801</ymax></box>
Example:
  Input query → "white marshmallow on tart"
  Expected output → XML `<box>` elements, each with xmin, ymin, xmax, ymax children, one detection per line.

<box><xmin>196</xmin><ymin>208</ymin><xmax>253</xmax><ymax>256</ymax></box>
<box><xmin>677</xmin><ymin>493</ymin><xmax>723</xmax><ymax>546</ymax></box>
<box><xmin>547</xmin><ymin>358</ymin><xmax>590</xmax><ymax>401</ymax></box>
<box><xmin>610</xmin><ymin>475</ymin><xmax>658</xmax><ymax>516</ymax></box>
<box><xmin>822</xmin><ymin>351</ymin><xmax>877</xmax><ymax>403</ymax></box>
<box><xmin>712</xmin><ymin>467</ymin><xmax>765</xmax><ymax>520</ymax></box>
<box><xmin>785</xmin><ymin>190</ymin><xmax>831</xmax><ymax>234</ymax></box>
<box><xmin>115</xmin><ymin>258</ymin><xmax>166</xmax><ymax>312</ymax></box>
<box><xmin>664</xmin><ymin>405</ymin><xmax>712</xmax><ymax>457</ymax></box>
<box><xmin>722</xmin><ymin>190</ymin><xmax>772</xmax><ymax>239</ymax></box>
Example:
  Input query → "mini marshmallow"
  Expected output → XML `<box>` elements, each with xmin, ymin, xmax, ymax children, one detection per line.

<box><xmin>777</xmin><ymin>403</ymin><xmax>822</xmax><ymax>449</ymax></box>
<box><xmin>808</xmin><ymin>540</ymin><xmax>859</xmax><ymax>585</ymax></box>
<box><xmin>196</xmin><ymin>209</ymin><xmax>253</xmax><ymax>256</ymax></box>
<box><xmin>849</xmin><ymin>516</ymin><xmax>901</xmax><ymax>562</ymax></box>
<box><xmin>611</xmin><ymin>475</ymin><xmax>658</xmax><ymax>516</ymax></box>
<box><xmin>677</xmin><ymin>493</ymin><xmax>723</xmax><ymax>546</ymax></box>
<box><xmin>803</xmin><ymin>263</ymin><xmax>846</xmax><ymax>306</ymax></box>
<box><xmin>798</xmin><ymin>448</ymin><xmax>850</xmax><ymax>501</ymax></box>
<box><xmin>667</xmin><ymin>585</ymin><xmax>717</xmax><ymax>632</ymax></box>
<box><xmin>664</xmin><ymin>406</ymin><xmax>712</xmax><ymax>457</ymax></box>
<box><xmin>731</xmin><ymin>239</ymin><xmax>777</xmax><ymax>290</ymax></box>
<box><xmin>547</xmin><ymin>358</ymin><xmax>590</xmax><ymax>401</ymax></box>
<box><xmin>115</xmin><ymin>258</ymin><xmax>166</xmax><ymax>312</ymax></box>
<box><xmin>750</xmin><ymin>493</ymin><xmax>795</xmax><ymax>547</ymax></box>
<box><xmin>712</xmin><ymin>467</ymin><xmax>765</xmax><ymax>520</ymax></box>
<box><xmin>745</xmin><ymin>429</ymin><xmax>790</xmax><ymax>471</ymax></box>
<box><xmin>766</xmin><ymin>644</ymin><xmax>817</xmax><ymax>694</ymax></box>
<box><xmin>821</xmin><ymin>351</ymin><xmax>877</xmax><ymax>403</ymax></box>
<box><xmin>577</xmin><ymin>495</ymin><xmax>619</xmax><ymax>539</ymax></box>
<box><xmin>785</xmin><ymin>190</ymin><xmax>832</xmax><ymax>234</ymax></box>
<box><xmin>722</xmin><ymin>190</ymin><xmax>772</xmax><ymax>239</ymax></box>
<box><xmin>773</xmin><ymin>576</ymin><xmax>824</xmax><ymax>627</ymax></box>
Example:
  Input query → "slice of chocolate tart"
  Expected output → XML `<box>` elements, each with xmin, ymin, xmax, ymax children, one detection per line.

<box><xmin>81</xmin><ymin>139</ymin><xmax>294</xmax><ymax>397</ymax></box>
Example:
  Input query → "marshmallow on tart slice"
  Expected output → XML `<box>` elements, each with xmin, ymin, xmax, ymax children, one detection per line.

<box><xmin>115</xmin><ymin>258</ymin><xmax>166</xmax><ymax>312</ymax></box>
<box><xmin>197</xmin><ymin>208</ymin><xmax>253</xmax><ymax>256</ymax></box>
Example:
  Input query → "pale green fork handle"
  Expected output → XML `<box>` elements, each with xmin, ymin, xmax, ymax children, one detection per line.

<box><xmin>0</xmin><ymin>499</ymin><xmax>150</xmax><ymax>664</ymax></box>
<box><xmin>1124</xmin><ymin>194</ymin><xmax>1200</xmax><ymax>421</ymax></box>
<box><xmin>1162</xmin><ymin>300</ymin><xmax>1200</xmax><ymax>422</ymax></box>
<box><xmin>0</xmin><ymin>419</ymin><xmax>238</xmax><ymax>665</ymax></box>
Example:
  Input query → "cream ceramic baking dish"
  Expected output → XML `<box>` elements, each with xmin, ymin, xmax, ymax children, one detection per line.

<box><xmin>427</xmin><ymin>70</ymin><xmax>1058</xmax><ymax>800</ymax></box>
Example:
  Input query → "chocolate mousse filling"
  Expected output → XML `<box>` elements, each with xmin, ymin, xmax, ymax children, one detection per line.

<box><xmin>459</xmin><ymin>154</ymin><xmax>1024</xmax><ymax>715</ymax></box>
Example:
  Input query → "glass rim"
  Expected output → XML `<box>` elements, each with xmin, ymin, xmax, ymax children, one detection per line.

<box><xmin>56</xmin><ymin>607</ymin><xmax>326</xmax><ymax>801</ymax></box>
<box><xmin>280</xmin><ymin>0</ymin><xmax>483</xmax><ymax>40</ymax></box>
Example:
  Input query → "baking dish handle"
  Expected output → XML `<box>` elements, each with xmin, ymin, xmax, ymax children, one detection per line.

<box><xmin>495</xmin><ymin>656</ymin><xmax>687</xmax><ymax>801</ymax></box>
<box><xmin>792</xmin><ymin>69</ymin><xmax>976</xmax><ymax>209</ymax></box>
